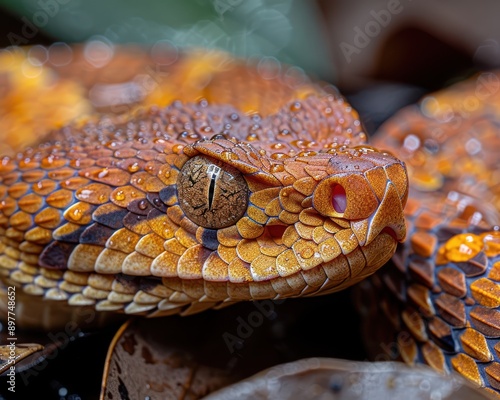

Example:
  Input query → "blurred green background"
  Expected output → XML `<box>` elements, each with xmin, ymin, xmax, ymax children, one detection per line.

<box><xmin>2</xmin><ymin>0</ymin><xmax>500</xmax><ymax>132</ymax></box>
<box><xmin>0</xmin><ymin>0</ymin><xmax>335</xmax><ymax>80</ymax></box>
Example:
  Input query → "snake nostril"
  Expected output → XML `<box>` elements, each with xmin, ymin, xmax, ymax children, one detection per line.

<box><xmin>268</xmin><ymin>225</ymin><xmax>287</xmax><ymax>241</ymax></box>
<box><xmin>331</xmin><ymin>184</ymin><xmax>347</xmax><ymax>213</ymax></box>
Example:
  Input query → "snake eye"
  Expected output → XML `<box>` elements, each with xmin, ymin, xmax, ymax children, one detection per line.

<box><xmin>177</xmin><ymin>155</ymin><xmax>249</xmax><ymax>229</ymax></box>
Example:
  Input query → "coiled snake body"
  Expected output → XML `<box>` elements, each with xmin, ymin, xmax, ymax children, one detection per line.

<box><xmin>0</xmin><ymin>48</ymin><xmax>498</xmax><ymax>395</ymax></box>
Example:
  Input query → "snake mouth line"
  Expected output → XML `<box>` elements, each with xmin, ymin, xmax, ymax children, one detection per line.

<box><xmin>380</xmin><ymin>227</ymin><xmax>399</xmax><ymax>242</ymax></box>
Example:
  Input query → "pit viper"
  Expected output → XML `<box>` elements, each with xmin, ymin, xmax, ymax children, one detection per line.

<box><xmin>0</xmin><ymin>46</ymin><xmax>498</xmax><ymax>396</ymax></box>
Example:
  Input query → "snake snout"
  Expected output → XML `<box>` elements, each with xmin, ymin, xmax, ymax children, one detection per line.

<box><xmin>312</xmin><ymin>152</ymin><xmax>408</xmax><ymax>247</ymax></box>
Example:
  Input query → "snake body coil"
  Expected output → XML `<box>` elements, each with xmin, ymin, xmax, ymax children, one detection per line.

<box><xmin>359</xmin><ymin>73</ymin><xmax>500</xmax><ymax>396</ymax></box>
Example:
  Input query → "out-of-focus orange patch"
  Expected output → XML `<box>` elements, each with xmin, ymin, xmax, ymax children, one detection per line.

<box><xmin>0</xmin><ymin>49</ymin><xmax>91</xmax><ymax>155</ymax></box>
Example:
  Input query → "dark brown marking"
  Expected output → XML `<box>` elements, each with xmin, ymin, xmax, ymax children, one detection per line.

<box><xmin>39</xmin><ymin>241</ymin><xmax>76</xmax><ymax>270</ymax></box>
<box><xmin>93</xmin><ymin>203</ymin><xmax>128</xmax><ymax>229</ymax></box>
<box><xmin>200</xmin><ymin>228</ymin><xmax>219</xmax><ymax>250</ymax></box>
<box><xmin>147</xmin><ymin>192</ymin><xmax>167</xmax><ymax>213</ymax></box>
<box><xmin>54</xmin><ymin>224</ymin><xmax>88</xmax><ymax>243</ymax></box>
<box><xmin>127</xmin><ymin>198</ymin><xmax>153</xmax><ymax>216</ymax></box>
<box><xmin>80</xmin><ymin>223</ymin><xmax>115</xmax><ymax>246</ymax></box>
<box><xmin>159</xmin><ymin>186</ymin><xmax>177</xmax><ymax>206</ymax></box>
<box><xmin>123</xmin><ymin>212</ymin><xmax>150</xmax><ymax>235</ymax></box>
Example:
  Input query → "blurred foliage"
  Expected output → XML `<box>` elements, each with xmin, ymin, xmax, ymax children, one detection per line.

<box><xmin>0</xmin><ymin>0</ymin><xmax>335</xmax><ymax>80</ymax></box>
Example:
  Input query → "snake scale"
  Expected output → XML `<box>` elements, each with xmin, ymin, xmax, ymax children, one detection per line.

<box><xmin>0</xmin><ymin>46</ymin><xmax>499</xmax><ymax>395</ymax></box>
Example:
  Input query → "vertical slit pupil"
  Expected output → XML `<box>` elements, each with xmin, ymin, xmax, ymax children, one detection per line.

<box><xmin>207</xmin><ymin>165</ymin><xmax>221</xmax><ymax>210</ymax></box>
<box><xmin>331</xmin><ymin>184</ymin><xmax>347</xmax><ymax>213</ymax></box>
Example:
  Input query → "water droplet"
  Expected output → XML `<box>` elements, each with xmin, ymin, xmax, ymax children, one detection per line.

<box><xmin>98</xmin><ymin>168</ymin><xmax>109</xmax><ymax>179</ymax></box>
<box><xmin>164</xmin><ymin>227</ymin><xmax>174</xmax><ymax>237</ymax></box>
<box><xmin>41</xmin><ymin>155</ymin><xmax>54</xmax><ymax>167</ymax></box>
<box><xmin>481</xmin><ymin>231</ymin><xmax>500</xmax><ymax>257</ymax></box>
<box><xmin>128</xmin><ymin>162</ymin><xmax>140</xmax><ymax>172</ymax></box>
<box><xmin>78</xmin><ymin>189</ymin><xmax>93</xmax><ymax>200</ymax></box>
<box><xmin>292</xmin><ymin>140</ymin><xmax>308</xmax><ymax>148</ymax></box>
<box><xmin>301</xmin><ymin>247</ymin><xmax>314</xmax><ymax>259</ymax></box>
<box><xmin>445</xmin><ymin>233</ymin><xmax>483</xmax><ymax>262</ymax></box>
<box><xmin>115</xmin><ymin>190</ymin><xmax>125</xmax><ymax>201</ymax></box>
<box><xmin>297</xmin><ymin>151</ymin><xmax>317</xmax><ymax>157</ymax></box>
<box><xmin>138</xmin><ymin>200</ymin><xmax>148</xmax><ymax>210</ymax></box>
<box><xmin>172</xmin><ymin>144</ymin><xmax>184</xmax><ymax>154</ymax></box>
<box><xmin>71</xmin><ymin>208</ymin><xmax>82</xmax><ymax>221</ymax></box>
<box><xmin>271</xmin><ymin>152</ymin><xmax>289</xmax><ymax>160</ymax></box>
<box><xmin>221</xmin><ymin>150</ymin><xmax>238</xmax><ymax>161</ymax></box>
<box><xmin>290</xmin><ymin>101</ymin><xmax>301</xmax><ymax>112</ymax></box>
<box><xmin>270</xmin><ymin>164</ymin><xmax>285</xmax><ymax>173</ymax></box>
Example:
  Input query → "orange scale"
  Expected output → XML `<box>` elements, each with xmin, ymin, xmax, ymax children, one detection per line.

<box><xmin>79</xmin><ymin>167</ymin><xmax>130</xmax><ymax>187</ymax></box>
<box><xmin>110</xmin><ymin>185</ymin><xmax>145</xmax><ymax>208</ymax></box>
<box><xmin>130</xmin><ymin>171</ymin><xmax>165</xmax><ymax>192</ymax></box>
<box><xmin>31</xmin><ymin>179</ymin><xmax>57</xmax><ymax>196</ymax></box>
<box><xmin>46</xmin><ymin>189</ymin><xmax>74</xmax><ymax>209</ymax></box>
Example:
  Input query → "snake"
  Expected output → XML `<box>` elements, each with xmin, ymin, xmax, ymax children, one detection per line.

<box><xmin>0</xmin><ymin>48</ymin><xmax>408</xmax><ymax>330</ymax></box>
<box><xmin>0</xmin><ymin>46</ymin><xmax>498</xmax><ymax>396</ymax></box>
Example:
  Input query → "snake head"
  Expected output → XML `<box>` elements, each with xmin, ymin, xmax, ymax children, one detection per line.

<box><xmin>0</xmin><ymin>96</ymin><xmax>408</xmax><ymax>318</ymax></box>
<box><xmin>175</xmin><ymin>129</ymin><xmax>408</xmax><ymax>296</ymax></box>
